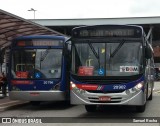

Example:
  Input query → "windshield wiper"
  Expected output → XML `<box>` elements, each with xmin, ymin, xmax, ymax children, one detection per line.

<box><xmin>88</xmin><ymin>43</ymin><xmax>100</xmax><ymax>68</ymax></box>
<box><xmin>88</xmin><ymin>43</ymin><xmax>99</xmax><ymax>59</ymax></box>
<box><xmin>110</xmin><ymin>40</ymin><xmax>125</xmax><ymax>58</ymax></box>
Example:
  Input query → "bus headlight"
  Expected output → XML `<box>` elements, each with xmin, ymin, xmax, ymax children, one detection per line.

<box><xmin>132</xmin><ymin>81</ymin><xmax>144</xmax><ymax>92</ymax></box>
<box><xmin>70</xmin><ymin>81</ymin><xmax>85</xmax><ymax>94</ymax></box>
<box><xmin>72</xmin><ymin>84</ymin><xmax>76</xmax><ymax>88</ymax></box>
<box><xmin>136</xmin><ymin>83</ymin><xmax>143</xmax><ymax>89</ymax></box>
<box><xmin>70</xmin><ymin>81</ymin><xmax>78</xmax><ymax>90</ymax></box>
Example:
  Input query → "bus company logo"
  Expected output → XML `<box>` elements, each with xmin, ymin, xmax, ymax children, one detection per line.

<box><xmin>1</xmin><ymin>117</ymin><xmax>42</xmax><ymax>124</ymax></box>
<box><xmin>120</xmin><ymin>66</ymin><xmax>138</xmax><ymax>72</ymax></box>
<box><xmin>2</xmin><ymin>118</ymin><xmax>11</xmax><ymax>123</ymax></box>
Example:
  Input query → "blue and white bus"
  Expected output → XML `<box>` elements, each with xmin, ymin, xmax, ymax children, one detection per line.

<box><xmin>8</xmin><ymin>35</ymin><xmax>70</xmax><ymax>105</ymax></box>
<box><xmin>70</xmin><ymin>25</ymin><xmax>154</xmax><ymax>112</ymax></box>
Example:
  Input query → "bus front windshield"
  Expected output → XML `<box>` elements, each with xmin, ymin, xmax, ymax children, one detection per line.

<box><xmin>12</xmin><ymin>49</ymin><xmax>62</xmax><ymax>79</ymax></box>
<box><xmin>72</xmin><ymin>40</ymin><xmax>143</xmax><ymax>77</ymax></box>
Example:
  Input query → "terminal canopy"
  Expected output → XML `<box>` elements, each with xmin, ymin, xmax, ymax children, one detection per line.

<box><xmin>0</xmin><ymin>9</ymin><xmax>65</xmax><ymax>49</ymax></box>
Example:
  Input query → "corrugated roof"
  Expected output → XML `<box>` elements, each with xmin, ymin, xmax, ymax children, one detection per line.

<box><xmin>0</xmin><ymin>9</ymin><xmax>65</xmax><ymax>49</ymax></box>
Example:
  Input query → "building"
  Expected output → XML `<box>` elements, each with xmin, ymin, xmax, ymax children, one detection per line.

<box><xmin>32</xmin><ymin>17</ymin><xmax>160</xmax><ymax>66</ymax></box>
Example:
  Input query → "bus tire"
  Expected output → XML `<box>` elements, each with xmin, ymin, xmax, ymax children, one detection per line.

<box><xmin>30</xmin><ymin>101</ymin><xmax>41</xmax><ymax>106</ymax></box>
<box><xmin>136</xmin><ymin>104</ymin><xmax>146</xmax><ymax>113</ymax></box>
<box><xmin>85</xmin><ymin>105</ymin><xmax>97</xmax><ymax>112</ymax></box>
<box><xmin>148</xmin><ymin>91</ymin><xmax>153</xmax><ymax>100</ymax></box>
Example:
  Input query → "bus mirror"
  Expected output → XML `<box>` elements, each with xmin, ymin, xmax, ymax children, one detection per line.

<box><xmin>145</xmin><ymin>47</ymin><xmax>152</xmax><ymax>59</ymax></box>
<box><xmin>65</xmin><ymin>41</ymin><xmax>71</xmax><ymax>54</ymax></box>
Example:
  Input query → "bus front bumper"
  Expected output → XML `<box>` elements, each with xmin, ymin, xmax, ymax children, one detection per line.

<box><xmin>9</xmin><ymin>91</ymin><xmax>66</xmax><ymax>101</ymax></box>
<box><xmin>70</xmin><ymin>89</ymin><xmax>146</xmax><ymax>106</ymax></box>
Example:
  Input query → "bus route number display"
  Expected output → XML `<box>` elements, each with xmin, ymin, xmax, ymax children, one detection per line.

<box><xmin>16</xmin><ymin>39</ymin><xmax>63</xmax><ymax>46</ymax></box>
<box><xmin>73</xmin><ymin>27</ymin><xmax>142</xmax><ymax>38</ymax></box>
<box><xmin>80</xmin><ymin>29</ymin><xmax>134</xmax><ymax>37</ymax></box>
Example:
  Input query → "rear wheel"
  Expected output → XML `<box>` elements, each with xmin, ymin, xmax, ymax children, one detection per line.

<box><xmin>85</xmin><ymin>105</ymin><xmax>97</xmax><ymax>112</ymax></box>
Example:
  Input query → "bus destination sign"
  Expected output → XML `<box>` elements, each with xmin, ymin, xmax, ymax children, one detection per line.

<box><xmin>73</xmin><ymin>27</ymin><xmax>142</xmax><ymax>38</ymax></box>
<box><xmin>16</xmin><ymin>39</ymin><xmax>63</xmax><ymax>46</ymax></box>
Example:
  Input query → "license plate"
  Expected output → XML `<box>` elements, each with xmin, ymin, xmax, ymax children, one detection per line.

<box><xmin>99</xmin><ymin>96</ymin><xmax>111</xmax><ymax>101</ymax></box>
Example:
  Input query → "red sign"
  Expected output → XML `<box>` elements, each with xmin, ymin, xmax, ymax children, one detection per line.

<box><xmin>16</xmin><ymin>71</ymin><xmax>29</xmax><ymax>78</ymax></box>
<box><xmin>76</xmin><ymin>84</ymin><xmax>98</xmax><ymax>90</ymax></box>
<box><xmin>78</xmin><ymin>66</ymin><xmax>94</xmax><ymax>76</ymax></box>
<box><xmin>11</xmin><ymin>80</ymin><xmax>33</xmax><ymax>85</ymax></box>
<box><xmin>17</xmin><ymin>41</ymin><xmax>26</xmax><ymax>46</ymax></box>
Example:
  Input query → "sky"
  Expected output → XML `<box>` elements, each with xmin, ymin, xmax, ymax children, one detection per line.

<box><xmin>0</xmin><ymin>0</ymin><xmax>160</xmax><ymax>19</ymax></box>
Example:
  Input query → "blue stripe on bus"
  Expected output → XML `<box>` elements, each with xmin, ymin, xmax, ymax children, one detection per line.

<box><xmin>71</xmin><ymin>76</ymin><xmax>144</xmax><ymax>91</ymax></box>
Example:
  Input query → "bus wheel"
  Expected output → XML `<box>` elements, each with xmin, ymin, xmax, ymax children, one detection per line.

<box><xmin>136</xmin><ymin>104</ymin><xmax>146</xmax><ymax>113</ymax></box>
<box><xmin>148</xmin><ymin>91</ymin><xmax>153</xmax><ymax>100</ymax></box>
<box><xmin>85</xmin><ymin>105</ymin><xmax>97</xmax><ymax>112</ymax></box>
<box><xmin>30</xmin><ymin>101</ymin><xmax>41</xmax><ymax>106</ymax></box>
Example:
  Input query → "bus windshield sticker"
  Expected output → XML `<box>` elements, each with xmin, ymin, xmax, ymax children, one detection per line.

<box><xmin>101</xmin><ymin>48</ymin><xmax>105</xmax><ymax>53</ymax></box>
<box><xmin>120</xmin><ymin>66</ymin><xmax>138</xmax><ymax>72</ymax></box>
<box><xmin>98</xmin><ymin>68</ymin><xmax>105</xmax><ymax>75</ymax></box>
<box><xmin>78</xmin><ymin>66</ymin><xmax>94</xmax><ymax>76</ymax></box>
<box><xmin>35</xmin><ymin>72</ymin><xmax>41</xmax><ymax>78</ymax></box>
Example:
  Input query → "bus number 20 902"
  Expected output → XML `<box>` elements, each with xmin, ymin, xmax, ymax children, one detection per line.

<box><xmin>113</xmin><ymin>85</ymin><xmax>126</xmax><ymax>90</ymax></box>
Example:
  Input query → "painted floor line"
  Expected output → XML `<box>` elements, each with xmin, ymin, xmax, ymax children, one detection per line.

<box><xmin>0</xmin><ymin>100</ymin><xmax>21</xmax><ymax>106</ymax></box>
<box><xmin>154</xmin><ymin>90</ymin><xmax>160</xmax><ymax>93</ymax></box>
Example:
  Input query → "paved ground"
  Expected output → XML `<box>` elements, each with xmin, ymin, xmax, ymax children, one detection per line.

<box><xmin>154</xmin><ymin>81</ymin><xmax>160</xmax><ymax>92</ymax></box>
<box><xmin>0</xmin><ymin>92</ymin><xmax>29</xmax><ymax>111</ymax></box>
